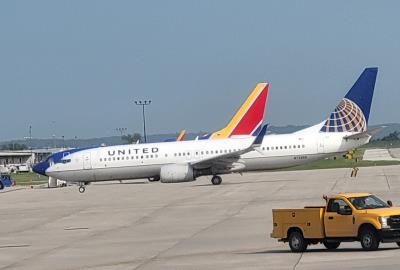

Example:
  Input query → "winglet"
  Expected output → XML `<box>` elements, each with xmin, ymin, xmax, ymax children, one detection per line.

<box><xmin>253</xmin><ymin>124</ymin><xmax>268</xmax><ymax>146</ymax></box>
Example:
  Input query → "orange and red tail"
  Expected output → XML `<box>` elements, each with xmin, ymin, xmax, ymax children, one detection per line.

<box><xmin>202</xmin><ymin>83</ymin><xmax>269</xmax><ymax>139</ymax></box>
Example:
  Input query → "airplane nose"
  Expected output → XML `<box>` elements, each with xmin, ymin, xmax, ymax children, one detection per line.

<box><xmin>32</xmin><ymin>161</ymin><xmax>49</xmax><ymax>176</ymax></box>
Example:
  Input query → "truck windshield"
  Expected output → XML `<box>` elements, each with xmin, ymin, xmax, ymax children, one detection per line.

<box><xmin>349</xmin><ymin>195</ymin><xmax>389</xmax><ymax>210</ymax></box>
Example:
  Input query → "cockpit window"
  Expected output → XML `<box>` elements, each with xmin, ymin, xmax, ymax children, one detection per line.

<box><xmin>61</xmin><ymin>159</ymin><xmax>71</xmax><ymax>164</ymax></box>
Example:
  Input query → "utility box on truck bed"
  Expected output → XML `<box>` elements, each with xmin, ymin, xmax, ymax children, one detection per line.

<box><xmin>271</xmin><ymin>207</ymin><xmax>325</xmax><ymax>239</ymax></box>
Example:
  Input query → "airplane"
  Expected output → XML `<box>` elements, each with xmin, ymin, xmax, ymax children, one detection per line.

<box><xmin>33</xmin><ymin>68</ymin><xmax>378</xmax><ymax>193</ymax></box>
<box><xmin>32</xmin><ymin>83</ymin><xmax>269</xmax><ymax>191</ymax></box>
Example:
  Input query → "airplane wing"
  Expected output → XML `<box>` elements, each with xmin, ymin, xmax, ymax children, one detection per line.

<box><xmin>190</xmin><ymin>125</ymin><xmax>267</xmax><ymax>171</ymax></box>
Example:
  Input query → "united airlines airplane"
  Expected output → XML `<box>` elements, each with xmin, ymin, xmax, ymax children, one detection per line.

<box><xmin>33</xmin><ymin>68</ymin><xmax>378</xmax><ymax>193</ymax></box>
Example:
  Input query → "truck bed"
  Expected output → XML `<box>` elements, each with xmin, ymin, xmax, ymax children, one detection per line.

<box><xmin>271</xmin><ymin>207</ymin><xmax>325</xmax><ymax>239</ymax></box>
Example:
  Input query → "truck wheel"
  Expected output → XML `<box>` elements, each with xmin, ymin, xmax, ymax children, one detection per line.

<box><xmin>288</xmin><ymin>231</ymin><xmax>308</xmax><ymax>252</ymax></box>
<box><xmin>360</xmin><ymin>228</ymin><xmax>380</xmax><ymax>251</ymax></box>
<box><xmin>323</xmin><ymin>241</ymin><xmax>340</xmax><ymax>250</ymax></box>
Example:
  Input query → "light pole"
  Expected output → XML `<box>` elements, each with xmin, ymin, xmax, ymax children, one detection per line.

<box><xmin>134</xmin><ymin>100</ymin><xmax>151</xmax><ymax>143</ymax></box>
<box><xmin>24</xmin><ymin>125</ymin><xmax>33</xmax><ymax>166</ymax></box>
<box><xmin>51</xmin><ymin>121</ymin><xmax>56</xmax><ymax>148</ymax></box>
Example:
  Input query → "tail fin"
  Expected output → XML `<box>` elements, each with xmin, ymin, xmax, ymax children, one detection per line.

<box><xmin>207</xmin><ymin>83</ymin><xmax>269</xmax><ymax>139</ymax></box>
<box><xmin>176</xmin><ymin>130</ymin><xmax>186</xmax><ymax>141</ymax></box>
<box><xmin>320</xmin><ymin>68</ymin><xmax>378</xmax><ymax>133</ymax></box>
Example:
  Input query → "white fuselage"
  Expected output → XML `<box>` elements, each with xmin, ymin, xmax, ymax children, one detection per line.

<box><xmin>46</xmin><ymin>123</ymin><xmax>370</xmax><ymax>183</ymax></box>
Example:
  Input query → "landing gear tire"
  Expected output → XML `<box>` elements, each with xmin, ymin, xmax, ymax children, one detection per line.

<box><xmin>148</xmin><ymin>176</ymin><xmax>160</xmax><ymax>182</ymax></box>
<box><xmin>79</xmin><ymin>186</ymin><xmax>86</xmax><ymax>193</ymax></box>
<box><xmin>288</xmin><ymin>231</ymin><xmax>308</xmax><ymax>253</ymax></box>
<box><xmin>396</xmin><ymin>242</ymin><xmax>400</xmax><ymax>248</ymax></box>
<box><xmin>0</xmin><ymin>182</ymin><xmax>4</xmax><ymax>190</ymax></box>
<box><xmin>360</xmin><ymin>228</ymin><xmax>380</xmax><ymax>251</ymax></box>
<box><xmin>211</xmin><ymin>175</ymin><xmax>222</xmax><ymax>185</ymax></box>
<box><xmin>323</xmin><ymin>240</ymin><xmax>341</xmax><ymax>250</ymax></box>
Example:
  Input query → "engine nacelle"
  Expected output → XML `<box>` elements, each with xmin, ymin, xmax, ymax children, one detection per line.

<box><xmin>160</xmin><ymin>164</ymin><xmax>195</xmax><ymax>183</ymax></box>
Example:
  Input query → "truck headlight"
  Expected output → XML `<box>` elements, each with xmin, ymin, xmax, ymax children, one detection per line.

<box><xmin>379</xmin><ymin>216</ymin><xmax>390</xmax><ymax>229</ymax></box>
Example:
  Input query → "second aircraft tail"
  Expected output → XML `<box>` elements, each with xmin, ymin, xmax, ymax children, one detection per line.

<box><xmin>203</xmin><ymin>83</ymin><xmax>269</xmax><ymax>139</ymax></box>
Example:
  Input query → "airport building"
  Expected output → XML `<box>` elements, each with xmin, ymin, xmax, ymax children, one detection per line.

<box><xmin>0</xmin><ymin>148</ymin><xmax>61</xmax><ymax>172</ymax></box>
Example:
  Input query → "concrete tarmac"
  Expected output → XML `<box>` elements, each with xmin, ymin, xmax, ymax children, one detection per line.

<box><xmin>1</xmin><ymin>165</ymin><xmax>400</xmax><ymax>270</ymax></box>
<box><xmin>389</xmin><ymin>148</ymin><xmax>400</xmax><ymax>159</ymax></box>
<box><xmin>363</xmin><ymin>148</ymin><xmax>400</xmax><ymax>161</ymax></box>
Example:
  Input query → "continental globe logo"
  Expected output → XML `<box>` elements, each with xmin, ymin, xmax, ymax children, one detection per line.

<box><xmin>320</xmin><ymin>98</ymin><xmax>367</xmax><ymax>133</ymax></box>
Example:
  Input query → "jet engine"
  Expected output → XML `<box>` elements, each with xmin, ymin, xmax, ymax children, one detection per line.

<box><xmin>160</xmin><ymin>164</ymin><xmax>195</xmax><ymax>183</ymax></box>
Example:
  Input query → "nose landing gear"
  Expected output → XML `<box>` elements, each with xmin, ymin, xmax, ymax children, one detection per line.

<box><xmin>211</xmin><ymin>175</ymin><xmax>222</xmax><ymax>185</ymax></box>
<box><xmin>78</xmin><ymin>182</ymin><xmax>86</xmax><ymax>193</ymax></box>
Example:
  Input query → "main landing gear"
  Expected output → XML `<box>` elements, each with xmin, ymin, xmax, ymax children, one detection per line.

<box><xmin>148</xmin><ymin>176</ymin><xmax>160</xmax><ymax>182</ymax></box>
<box><xmin>79</xmin><ymin>185</ymin><xmax>85</xmax><ymax>193</ymax></box>
<box><xmin>211</xmin><ymin>175</ymin><xmax>222</xmax><ymax>185</ymax></box>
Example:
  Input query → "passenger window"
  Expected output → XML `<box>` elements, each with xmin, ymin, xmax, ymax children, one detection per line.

<box><xmin>108</xmin><ymin>158</ymin><xmax>111</xmax><ymax>161</ymax></box>
<box><xmin>284</xmin><ymin>146</ymin><xmax>287</xmax><ymax>149</ymax></box>
<box><xmin>267</xmin><ymin>147</ymin><xmax>269</xmax><ymax>150</ymax></box>
<box><xmin>280</xmin><ymin>146</ymin><xmax>283</xmax><ymax>150</ymax></box>
<box><xmin>298</xmin><ymin>145</ymin><xmax>301</xmax><ymax>148</ymax></box>
<box><xmin>302</xmin><ymin>145</ymin><xmax>305</xmax><ymax>148</ymax></box>
<box><xmin>100</xmin><ymin>158</ymin><xmax>102</xmax><ymax>162</ymax></box>
<box><xmin>113</xmin><ymin>157</ymin><xmax>116</xmax><ymax>161</ymax></box>
<box><xmin>327</xmin><ymin>199</ymin><xmax>350</xmax><ymax>213</ymax></box>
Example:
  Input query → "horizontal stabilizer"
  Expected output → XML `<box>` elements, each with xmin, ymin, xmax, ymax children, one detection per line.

<box><xmin>343</xmin><ymin>127</ymin><xmax>384</xmax><ymax>140</ymax></box>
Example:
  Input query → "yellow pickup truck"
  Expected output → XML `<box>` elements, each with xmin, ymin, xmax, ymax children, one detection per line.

<box><xmin>271</xmin><ymin>193</ymin><xmax>400</xmax><ymax>252</ymax></box>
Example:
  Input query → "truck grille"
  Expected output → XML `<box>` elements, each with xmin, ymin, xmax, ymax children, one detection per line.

<box><xmin>389</xmin><ymin>215</ymin><xmax>400</xmax><ymax>229</ymax></box>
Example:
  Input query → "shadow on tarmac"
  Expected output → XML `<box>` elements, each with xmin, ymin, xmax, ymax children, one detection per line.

<box><xmin>97</xmin><ymin>181</ymin><xmax>148</xmax><ymax>186</ymax></box>
<box><xmin>193</xmin><ymin>179</ymin><xmax>298</xmax><ymax>187</ymax></box>
<box><xmin>239</xmin><ymin>247</ymin><xmax>399</xmax><ymax>254</ymax></box>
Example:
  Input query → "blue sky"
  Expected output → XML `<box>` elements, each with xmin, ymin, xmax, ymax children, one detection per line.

<box><xmin>1</xmin><ymin>0</ymin><xmax>399</xmax><ymax>140</ymax></box>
